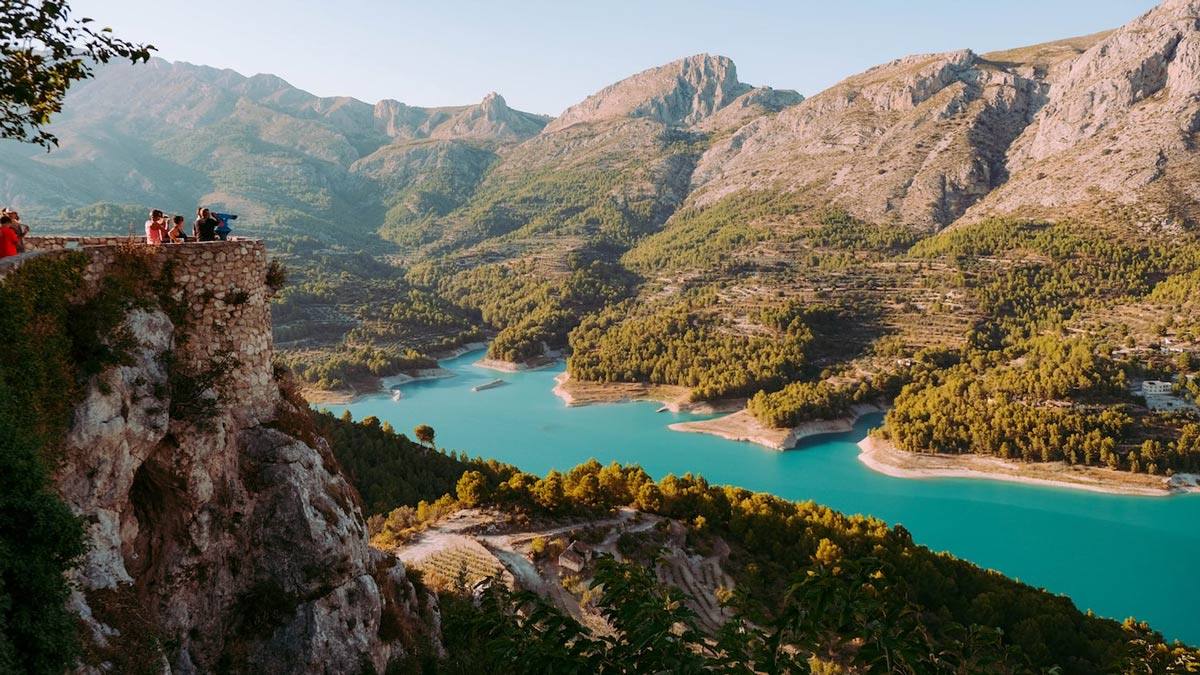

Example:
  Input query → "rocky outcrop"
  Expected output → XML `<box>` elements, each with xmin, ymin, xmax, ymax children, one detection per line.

<box><xmin>373</xmin><ymin>92</ymin><xmax>550</xmax><ymax>144</ymax></box>
<box><xmin>693</xmin><ymin>86</ymin><xmax>804</xmax><ymax>134</ymax></box>
<box><xmin>1012</xmin><ymin>1</ymin><xmax>1199</xmax><ymax>164</ymax></box>
<box><xmin>543</xmin><ymin>54</ymin><xmax>753</xmax><ymax>133</ymax></box>
<box><xmin>689</xmin><ymin>49</ymin><xmax>1050</xmax><ymax>228</ymax></box>
<box><xmin>428</xmin><ymin>92</ymin><xmax>551</xmax><ymax>143</ymax></box>
<box><xmin>682</xmin><ymin>0</ymin><xmax>1200</xmax><ymax>232</ymax></box>
<box><xmin>43</xmin><ymin>242</ymin><xmax>439</xmax><ymax>673</ymax></box>
<box><xmin>962</xmin><ymin>0</ymin><xmax>1200</xmax><ymax>227</ymax></box>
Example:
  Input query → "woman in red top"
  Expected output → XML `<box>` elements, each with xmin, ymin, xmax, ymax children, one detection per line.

<box><xmin>0</xmin><ymin>215</ymin><xmax>19</xmax><ymax>258</ymax></box>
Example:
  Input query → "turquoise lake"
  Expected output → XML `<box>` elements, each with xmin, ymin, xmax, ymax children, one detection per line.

<box><xmin>325</xmin><ymin>349</ymin><xmax>1200</xmax><ymax>643</ymax></box>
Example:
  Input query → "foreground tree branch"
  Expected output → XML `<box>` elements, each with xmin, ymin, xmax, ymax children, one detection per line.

<box><xmin>0</xmin><ymin>0</ymin><xmax>153</xmax><ymax>148</ymax></box>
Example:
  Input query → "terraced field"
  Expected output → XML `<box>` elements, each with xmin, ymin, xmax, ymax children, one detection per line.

<box><xmin>655</xmin><ymin>553</ymin><xmax>735</xmax><ymax>633</ymax></box>
<box><xmin>407</xmin><ymin>539</ymin><xmax>514</xmax><ymax>591</ymax></box>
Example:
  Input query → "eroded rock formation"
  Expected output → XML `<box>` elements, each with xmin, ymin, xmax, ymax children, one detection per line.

<box><xmin>29</xmin><ymin>240</ymin><xmax>439</xmax><ymax>673</ymax></box>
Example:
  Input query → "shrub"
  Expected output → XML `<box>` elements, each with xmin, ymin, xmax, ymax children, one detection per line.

<box><xmin>264</xmin><ymin>259</ymin><xmax>288</xmax><ymax>293</ymax></box>
<box><xmin>0</xmin><ymin>254</ymin><xmax>91</xmax><ymax>672</ymax></box>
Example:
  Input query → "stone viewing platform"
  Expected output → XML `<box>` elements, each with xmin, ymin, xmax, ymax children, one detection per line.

<box><xmin>1</xmin><ymin>236</ymin><xmax>278</xmax><ymax>419</ymax></box>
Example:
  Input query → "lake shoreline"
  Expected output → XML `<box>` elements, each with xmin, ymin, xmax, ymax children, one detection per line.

<box><xmin>308</xmin><ymin>347</ymin><xmax>1200</xmax><ymax>502</ymax></box>
<box><xmin>551</xmin><ymin>372</ymin><xmax>741</xmax><ymax>414</ymax></box>
<box><xmin>553</xmin><ymin>373</ymin><xmax>878</xmax><ymax>448</ymax></box>
<box><xmin>856</xmin><ymin>435</ymin><xmax>1200</xmax><ymax>497</ymax></box>
<box><xmin>475</xmin><ymin>356</ymin><xmax>562</xmax><ymax>373</ymax></box>
<box><xmin>668</xmin><ymin>403</ymin><xmax>884</xmax><ymax>450</ymax></box>
<box><xmin>301</xmin><ymin>367</ymin><xmax>457</xmax><ymax>405</ymax></box>
<box><xmin>299</xmin><ymin>342</ymin><xmax>489</xmax><ymax>405</ymax></box>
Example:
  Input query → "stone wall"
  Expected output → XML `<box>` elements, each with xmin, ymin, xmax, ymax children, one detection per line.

<box><xmin>2</xmin><ymin>237</ymin><xmax>277</xmax><ymax>421</ymax></box>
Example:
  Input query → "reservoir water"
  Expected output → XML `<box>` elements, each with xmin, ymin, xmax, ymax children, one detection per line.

<box><xmin>325</xmin><ymin>349</ymin><xmax>1200</xmax><ymax>643</ymax></box>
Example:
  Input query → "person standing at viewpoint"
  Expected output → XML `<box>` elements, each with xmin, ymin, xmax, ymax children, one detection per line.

<box><xmin>167</xmin><ymin>215</ymin><xmax>189</xmax><ymax>243</ymax></box>
<box><xmin>0</xmin><ymin>215</ymin><xmax>20</xmax><ymax>258</ymax></box>
<box><xmin>3</xmin><ymin>210</ymin><xmax>28</xmax><ymax>252</ymax></box>
<box><xmin>144</xmin><ymin>209</ymin><xmax>168</xmax><ymax>245</ymax></box>
<box><xmin>193</xmin><ymin>207</ymin><xmax>218</xmax><ymax>242</ymax></box>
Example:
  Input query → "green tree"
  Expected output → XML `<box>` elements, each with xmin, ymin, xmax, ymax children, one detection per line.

<box><xmin>1</xmin><ymin>1</ymin><xmax>153</xmax><ymax>147</ymax></box>
<box><xmin>456</xmin><ymin>470</ymin><xmax>488</xmax><ymax>507</ymax></box>
<box><xmin>1</xmin><ymin>256</ymin><xmax>92</xmax><ymax>672</ymax></box>
<box><xmin>413</xmin><ymin>423</ymin><xmax>436</xmax><ymax>447</ymax></box>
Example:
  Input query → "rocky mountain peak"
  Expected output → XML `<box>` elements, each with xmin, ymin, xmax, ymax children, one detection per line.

<box><xmin>543</xmin><ymin>53</ymin><xmax>753</xmax><ymax>133</ymax></box>
<box><xmin>688</xmin><ymin>45</ymin><xmax>1045</xmax><ymax>229</ymax></box>
<box><xmin>1010</xmin><ymin>0</ymin><xmax>1200</xmax><ymax>165</ymax></box>
<box><xmin>476</xmin><ymin>91</ymin><xmax>516</xmax><ymax>122</ymax></box>
<box><xmin>833</xmin><ymin>48</ymin><xmax>979</xmax><ymax>113</ymax></box>
<box><xmin>963</xmin><ymin>0</ymin><xmax>1200</xmax><ymax>225</ymax></box>
<box><xmin>429</xmin><ymin>91</ymin><xmax>549</xmax><ymax>142</ymax></box>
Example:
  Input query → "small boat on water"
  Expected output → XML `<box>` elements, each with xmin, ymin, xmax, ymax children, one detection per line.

<box><xmin>472</xmin><ymin>379</ymin><xmax>507</xmax><ymax>392</ymax></box>
<box><xmin>655</xmin><ymin>406</ymin><xmax>669</xmax><ymax>413</ymax></box>
<box><xmin>391</xmin><ymin>389</ymin><xmax>403</xmax><ymax>401</ymax></box>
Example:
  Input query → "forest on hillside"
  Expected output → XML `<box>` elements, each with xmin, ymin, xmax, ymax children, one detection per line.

<box><xmin>321</xmin><ymin>414</ymin><xmax>1199</xmax><ymax>674</ymax></box>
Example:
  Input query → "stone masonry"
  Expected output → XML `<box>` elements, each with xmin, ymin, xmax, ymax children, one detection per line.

<box><xmin>5</xmin><ymin>236</ymin><xmax>277</xmax><ymax>422</ymax></box>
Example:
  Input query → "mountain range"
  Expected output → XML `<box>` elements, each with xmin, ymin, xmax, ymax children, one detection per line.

<box><xmin>0</xmin><ymin>59</ymin><xmax>549</xmax><ymax>238</ymax></box>
<box><xmin>3</xmin><ymin>3</ymin><xmax>1196</xmax><ymax>242</ymax></box>
<box><xmin>2</xmin><ymin>0</ymin><xmax>1199</xmax><ymax>394</ymax></box>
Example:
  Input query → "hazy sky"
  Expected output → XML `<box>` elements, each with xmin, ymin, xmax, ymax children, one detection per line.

<box><xmin>75</xmin><ymin>1</ymin><xmax>1159</xmax><ymax>115</ymax></box>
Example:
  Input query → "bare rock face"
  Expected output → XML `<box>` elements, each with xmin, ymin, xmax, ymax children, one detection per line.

<box><xmin>693</xmin><ymin>86</ymin><xmax>804</xmax><ymax>134</ymax></box>
<box><xmin>1013</xmin><ymin>0</ymin><xmax>1199</xmax><ymax>163</ymax></box>
<box><xmin>429</xmin><ymin>92</ymin><xmax>550</xmax><ymax>143</ymax></box>
<box><xmin>544</xmin><ymin>54</ymin><xmax>753</xmax><ymax>133</ymax></box>
<box><xmin>372</xmin><ymin>93</ymin><xmax>549</xmax><ymax>145</ymax></box>
<box><xmin>59</xmin><ymin>310</ymin><xmax>437</xmax><ymax>673</ymax></box>
<box><xmin>690</xmin><ymin>49</ymin><xmax>1049</xmax><ymax>228</ymax></box>
<box><xmin>963</xmin><ymin>0</ymin><xmax>1200</xmax><ymax>226</ymax></box>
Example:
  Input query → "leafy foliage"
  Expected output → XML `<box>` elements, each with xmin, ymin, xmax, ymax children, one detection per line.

<box><xmin>883</xmin><ymin>335</ymin><xmax>1200</xmax><ymax>473</ymax></box>
<box><xmin>278</xmin><ymin>346</ymin><xmax>436</xmax><ymax>391</ymax></box>
<box><xmin>809</xmin><ymin>207</ymin><xmax>923</xmax><ymax>253</ymax></box>
<box><xmin>0</xmin><ymin>1</ymin><xmax>153</xmax><ymax>147</ymax></box>
<box><xmin>0</xmin><ymin>254</ymin><xmax>91</xmax><ymax>673</ymax></box>
<box><xmin>316</xmin><ymin>411</ymin><xmax>481</xmax><ymax>515</ymax></box>
<box><xmin>749</xmin><ymin>380</ymin><xmax>854</xmax><ymax>429</ymax></box>
<box><xmin>621</xmin><ymin>190</ymin><xmax>801</xmax><ymax>272</ymax></box>
<box><xmin>421</xmin><ymin>258</ymin><xmax>636</xmax><ymax>363</ymax></box>
<box><xmin>911</xmin><ymin>219</ymin><xmax>1200</xmax><ymax>348</ymax></box>
<box><xmin>870</xmin><ymin>219</ymin><xmax>1200</xmax><ymax>471</ymax></box>
<box><xmin>421</xmin><ymin>458</ymin><xmax>1195</xmax><ymax>673</ymax></box>
<box><xmin>568</xmin><ymin>293</ymin><xmax>813</xmax><ymax>399</ymax></box>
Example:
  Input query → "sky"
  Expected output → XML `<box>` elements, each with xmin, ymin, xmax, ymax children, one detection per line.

<box><xmin>75</xmin><ymin>0</ymin><xmax>1159</xmax><ymax>116</ymax></box>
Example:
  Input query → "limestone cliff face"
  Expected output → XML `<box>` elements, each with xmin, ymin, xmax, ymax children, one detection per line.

<box><xmin>689</xmin><ymin>1</ymin><xmax>1200</xmax><ymax>232</ymax></box>
<box><xmin>692</xmin><ymin>86</ymin><xmax>804</xmax><ymax>134</ymax></box>
<box><xmin>543</xmin><ymin>54</ymin><xmax>754</xmax><ymax>133</ymax></box>
<box><xmin>21</xmin><ymin>239</ymin><xmax>438</xmax><ymax>673</ymax></box>
<box><xmin>689</xmin><ymin>49</ymin><xmax>1050</xmax><ymax>229</ymax></box>
<box><xmin>963</xmin><ymin>0</ymin><xmax>1200</xmax><ymax>227</ymax></box>
<box><xmin>428</xmin><ymin>92</ymin><xmax>551</xmax><ymax>142</ymax></box>
<box><xmin>371</xmin><ymin>91</ymin><xmax>550</xmax><ymax>144</ymax></box>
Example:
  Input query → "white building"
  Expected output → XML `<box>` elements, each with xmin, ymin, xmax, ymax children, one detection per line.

<box><xmin>558</xmin><ymin>541</ymin><xmax>590</xmax><ymax>574</ymax></box>
<box><xmin>1143</xmin><ymin>380</ymin><xmax>1175</xmax><ymax>396</ymax></box>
